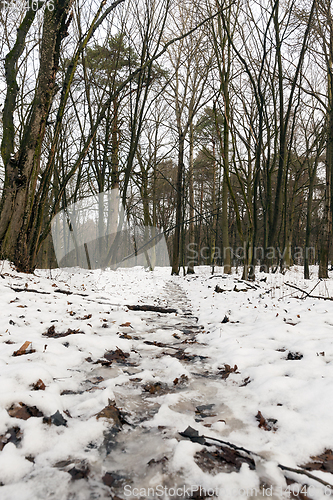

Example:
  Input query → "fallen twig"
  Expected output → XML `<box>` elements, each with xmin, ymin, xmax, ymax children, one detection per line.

<box><xmin>285</xmin><ymin>283</ymin><xmax>333</xmax><ymax>301</ymax></box>
<box><xmin>278</xmin><ymin>464</ymin><xmax>333</xmax><ymax>488</ymax></box>
<box><xmin>8</xmin><ymin>286</ymin><xmax>89</xmax><ymax>297</ymax></box>
<box><xmin>180</xmin><ymin>427</ymin><xmax>333</xmax><ymax>490</ymax></box>
<box><xmin>126</xmin><ymin>304</ymin><xmax>178</xmax><ymax>313</ymax></box>
<box><xmin>9</xmin><ymin>286</ymin><xmax>50</xmax><ymax>295</ymax></box>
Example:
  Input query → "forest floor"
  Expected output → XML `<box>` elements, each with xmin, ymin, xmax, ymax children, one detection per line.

<box><xmin>0</xmin><ymin>262</ymin><xmax>333</xmax><ymax>500</ymax></box>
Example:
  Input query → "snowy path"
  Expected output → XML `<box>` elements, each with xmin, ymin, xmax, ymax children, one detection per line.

<box><xmin>1</xmin><ymin>265</ymin><xmax>333</xmax><ymax>499</ymax></box>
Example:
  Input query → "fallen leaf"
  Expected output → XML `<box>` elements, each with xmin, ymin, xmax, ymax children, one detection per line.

<box><xmin>240</xmin><ymin>377</ymin><xmax>251</xmax><ymax>387</ymax></box>
<box><xmin>68</xmin><ymin>464</ymin><xmax>90</xmax><ymax>480</ymax></box>
<box><xmin>77</xmin><ymin>314</ymin><xmax>92</xmax><ymax>320</ymax></box>
<box><xmin>194</xmin><ymin>446</ymin><xmax>255</xmax><ymax>473</ymax></box>
<box><xmin>173</xmin><ymin>374</ymin><xmax>188</xmax><ymax>386</ymax></box>
<box><xmin>102</xmin><ymin>472</ymin><xmax>116</xmax><ymax>487</ymax></box>
<box><xmin>96</xmin><ymin>400</ymin><xmax>126</xmax><ymax>427</ymax></box>
<box><xmin>13</xmin><ymin>341</ymin><xmax>35</xmax><ymax>356</ymax></box>
<box><xmin>161</xmin><ymin>349</ymin><xmax>198</xmax><ymax>362</ymax></box>
<box><xmin>43</xmin><ymin>325</ymin><xmax>82</xmax><ymax>338</ymax></box>
<box><xmin>302</xmin><ymin>449</ymin><xmax>333</xmax><ymax>473</ymax></box>
<box><xmin>218</xmin><ymin>364</ymin><xmax>239</xmax><ymax>379</ymax></box>
<box><xmin>118</xmin><ymin>333</ymin><xmax>132</xmax><ymax>339</ymax></box>
<box><xmin>32</xmin><ymin>379</ymin><xmax>46</xmax><ymax>391</ymax></box>
<box><xmin>104</xmin><ymin>347</ymin><xmax>130</xmax><ymax>363</ymax></box>
<box><xmin>143</xmin><ymin>382</ymin><xmax>165</xmax><ymax>394</ymax></box>
<box><xmin>102</xmin><ymin>472</ymin><xmax>126</xmax><ymax>490</ymax></box>
<box><xmin>8</xmin><ymin>402</ymin><xmax>43</xmax><ymax>420</ymax></box>
<box><xmin>120</xmin><ymin>322</ymin><xmax>131</xmax><ymax>327</ymax></box>
<box><xmin>256</xmin><ymin>410</ymin><xmax>277</xmax><ymax>431</ymax></box>
<box><xmin>287</xmin><ymin>352</ymin><xmax>303</xmax><ymax>360</ymax></box>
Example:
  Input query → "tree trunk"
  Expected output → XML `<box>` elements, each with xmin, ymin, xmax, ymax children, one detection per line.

<box><xmin>187</xmin><ymin>122</ymin><xmax>195</xmax><ymax>274</ymax></box>
<box><xmin>0</xmin><ymin>0</ymin><xmax>73</xmax><ymax>272</ymax></box>
<box><xmin>172</xmin><ymin>131</ymin><xmax>185</xmax><ymax>275</ymax></box>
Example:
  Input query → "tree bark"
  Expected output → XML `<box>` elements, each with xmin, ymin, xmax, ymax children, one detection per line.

<box><xmin>172</xmin><ymin>132</ymin><xmax>185</xmax><ymax>275</ymax></box>
<box><xmin>0</xmin><ymin>0</ymin><xmax>73</xmax><ymax>271</ymax></box>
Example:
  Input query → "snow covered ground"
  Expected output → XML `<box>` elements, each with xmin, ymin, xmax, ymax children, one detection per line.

<box><xmin>0</xmin><ymin>262</ymin><xmax>333</xmax><ymax>499</ymax></box>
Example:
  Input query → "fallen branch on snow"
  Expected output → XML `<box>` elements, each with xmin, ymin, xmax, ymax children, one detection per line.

<box><xmin>126</xmin><ymin>304</ymin><xmax>178</xmax><ymax>313</ymax></box>
<box><xmin>180</xmin><ymin>427</ymin><xmax>333</xmax><ymax>490</ymax></box>
<box><xmin>285</xmin><ymin>283</ymin><xmax>333</xmax><ymax>301</ymax></box>
<box><xmin>278</xmin><ymin>464</ymin><xmax>333</xmax><ymax>488</ymax></box>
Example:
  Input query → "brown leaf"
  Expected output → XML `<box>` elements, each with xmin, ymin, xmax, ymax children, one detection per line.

<box><xmin>194</xmin><ymin>446</ymin><xmax>255</xmax><ymax>473</ymax></box>
<box><xmin>13</xmin><ymin>341</ymin><xmax>35</xmax><ymax>356</ymax></box>
<box><xmin>218</xmin><ymin>364</ymin><xmax>239</xmax><ymax>379</ymax></box>
<box><xmin>32</xmin><ymin>379</ymin><xmax>46</xmax><ymax>391</ymax></box>
<box><xmin>102</xmin><ymin>472</ymin><xmax>116</xmax><ymax>487</ymax></box>
<box><xmin>143</xmin><ymin>382</ymin><xmax>164</xmax><ymax>394</ymax></box>
<box><xmin>104</xmin><ymin>348</ymin><xmax>129</xmax><ymax>363</ymax></box>
<box><xmin>162</xmin><ymin>349</ymin><xmax>197</xmax><ymax>362</ymax></box>
<box><xmin>173</xmin><ymin>374</ymin><xmax>188</xmax><ymax>386</ymax></box>
<box><xmin>240</xmin><ymin>377</ymin><xmax>251</xmax><ymax>387</ymax></box>
<box><xmin>120</xmin><ymin>322</ymin><xmax>131</xmax><ymax>327</ymax></box>
<box><xmin>8</xmin><ymin>402</ymin><xmax>43</xmax><ymax>420</ymax></box>
<box><xmin>96</xmin><ymin>400</ymin><xmax>125</xmax><ymax>427</ymax></box>
<box><xmin>118</xmin><ymin>332</ymin><xmax>132</xmax><ymax>339</ymax></box>
<box><xmin>102</xmin><ymin>472</ymin><xmax>126</xmax><ymax>491</ymax></box>
<box><xmin>43</xmin><ymin>325</ymin><xmax>82</xmax><ymax>338</ymax></box>
<box><xmin>256</xmin><ymin>411</ymin><xmax>277</xmax><ymax>431</ymax></box>
<box><xmin>302</xmin><ymin>449</ymin><xmax>333</xmax><ymax>473</ymax></box>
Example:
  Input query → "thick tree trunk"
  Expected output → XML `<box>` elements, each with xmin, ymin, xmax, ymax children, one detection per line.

<box><xmin>0</xmin><ymin>0</ymin><xmax>73</xmax><ymax>272</ymax></box>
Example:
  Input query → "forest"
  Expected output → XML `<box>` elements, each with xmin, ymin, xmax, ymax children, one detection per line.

<box><xmin>0</xmin><ymin>0</ymin><xmax>331</xmax><ymax>280</ymax></box>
